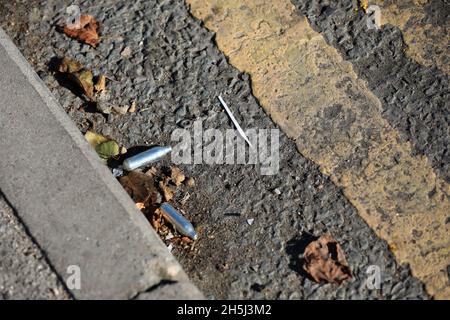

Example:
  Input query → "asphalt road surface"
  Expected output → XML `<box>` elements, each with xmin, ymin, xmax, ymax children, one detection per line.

<box><xmin>1</xmin><ymin>0</ymin><xmax>448</xmax><ymax>299</ymax></box>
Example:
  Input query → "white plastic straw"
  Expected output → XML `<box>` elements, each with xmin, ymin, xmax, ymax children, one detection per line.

<box><xmin>218</xmin><ymin>95</ymin><xmax>253</xmax><ymax>148</ymax></box>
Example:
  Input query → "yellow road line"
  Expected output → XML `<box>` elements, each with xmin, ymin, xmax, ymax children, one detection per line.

<box><xmin>187</xmin><ymin>0</ymin><xmax>450</xmax><ymax>299</ymax></box>
<box><xmin>371</xmin><ymin>0</ymin><xmax>449</xmax><ymax>76</ymax></box>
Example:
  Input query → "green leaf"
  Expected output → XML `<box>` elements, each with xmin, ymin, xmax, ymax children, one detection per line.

<box><xmin>95</xmin><ymin>140</ymin><xmax>120</xmax><ymax>161</ymax></box>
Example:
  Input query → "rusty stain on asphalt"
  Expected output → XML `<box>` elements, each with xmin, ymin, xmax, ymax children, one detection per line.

<box><xmin>187</xmin><ymin>0</ymin><xmax>450</xmax><ymax>299</ymax></box>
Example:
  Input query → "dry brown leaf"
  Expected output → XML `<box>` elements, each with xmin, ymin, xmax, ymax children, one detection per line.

<box><xmin>77</xmin><ymin>70</ymin><xmax>94</xmax><ymax>99</ymax></box>
<box><xmin>170</xmin><ymin>166</ymin><xmax>186</xmax><ymax>186</ymax></box>
<box><xmin>57</xmin><ymin>58</ymin><xmax>95</xmax><ymax>100</ymax></box>
<box><xmin>136</xmin><ymin>202</ymin><xmax>145</xmax><ymax>210</ymax></box>
<box><xmin>119</xmin><ymin>171</ymin><xmax>158</xmax><ymax>207</ymax></box>
<box><xmin>63</xmin><ymin>14</ymin><xmax>100</xmax><ymax>47</ymax></box>
<box><xmin>94</xmin><ymin>75</ymin><xmax>107</xmax><ymax>93</ymax></box>
<box><xmin>302</xmin><ymin>234</ymin><xmax>352</xmax><ymax>284</ymax></box>
<box><xmin>181</xmin><ymin>236</ymin><xmax>193</xmax><ymax>244</ymax></box>
<box><xmin>145</xmin><ymin>167</ymin><xmax>157</xmax><ymax>177</ymax></box>
<box><xmin>71</xmin><ymin>69</ymin><xmax>94</xmax><ymax>100</ymax></box>
<box><xmin>159</xmin><ymin>177</ymin><xmax>175</xmax><ymax>201</ymax></box>
<box><xmin>151</xmin><ymin>208</ymin><xmax>163</xmax><ymax>231</ymax></box>
<box><xmin>169</xmin><ymin>237</ymin><xmax>182</xmax><ymax>245</ymax></box>
<box><xmin>58</xmin><ymin>57</ymin><xmax>83</xmax><ymax>73</ymax></box>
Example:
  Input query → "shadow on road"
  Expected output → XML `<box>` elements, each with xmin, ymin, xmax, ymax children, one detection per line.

<box><xmin>286</xmin><ymin>232</ymin><xmax>318</xmax><ymax>281</ymax></box>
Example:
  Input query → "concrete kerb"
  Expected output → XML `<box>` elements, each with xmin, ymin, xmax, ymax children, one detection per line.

<box><xmin>0</xmin><ymin>27</ymin><xmax>203</xmax><ymax>299</ymax></box>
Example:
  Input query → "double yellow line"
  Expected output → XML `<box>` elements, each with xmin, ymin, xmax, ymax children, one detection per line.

<box><xmin>187</xmin><ymin>0</ymin><xmax>450</xmax><ymax>299</ymax></box>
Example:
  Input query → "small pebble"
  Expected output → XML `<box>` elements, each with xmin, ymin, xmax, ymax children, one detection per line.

<box><xmin>112</xmin><ymin>105</ymin><xmax>129</xmax><ymax>115</ymax></box>
<box><xmin>128</xmin><ymin>101</ymin><xmax>136</xmax><ymax>113</ymax></box>
<box><xmin>185</xmin><ymin>177</ymin><xmax>195</xmax><ymax>187</ymax></box>
<box><xmin>120</xmin><ymin>46</ymin><xmax>132</xmax><ymax>58</ymax></box>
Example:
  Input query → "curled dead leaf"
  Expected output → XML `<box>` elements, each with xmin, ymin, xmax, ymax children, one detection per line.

<box><xmin>302</xmin><ymin>234</ymin><xmax>352</xmax><ymax>284</ymax></box>
<box><xmin>57</xmin><ymin>57</ymin><xmax>83</xmax><ymax>73</ymax></box>
<box><xmin>117</xmin><ymin>166</ymin><xmax>195</xmax><ymax>248</ymax></box>
<box><xmin>170</xmin><ymin>166</ymin><xmax>186</xmax><ymax>186</ymax></box>
<box><xmin>159</xmin><ymin>177</ymin><xmax>175</xmax><ymax>202</ymax></box>
<box><xmin>118</xmin><ymin>171</ymin><xmax>158</xmax><ymax>208</ymax></box>
<box><xmin>57</xmin><ymin>58</ymin><xmax>94</xmax><ymax>100</ymax></box>
<box><xmin>151</xmin><ymin>208</ymin><xmax>163</xmax><ymax>231</ymax></box>
<box><xmin>63</xmin><ymin>14</ymin><xmax>100</xmax><ymax>47</ymax></box>
<box><xmin>181</xmin><ymin>236</ymin><xmax>193</xmax><ymax>244</ymax></box>
<box><xmin>94</xmin><ymin>75</ymin><xmax>107</xmax><ymax>93</ymax></box>
<box><xmin>145</xmin><ymin>167</ymin><xmax>157</xmax><ymax>177</ymax></box>
<box><xmin>69</xmin><ymin>69</ymin><xmax>94</xmax><ymax>100</ymax></box>
<box><xmin>388</xmin><ymin>243</ymin><xmax>398</xmax><ymax>253</ymax></box>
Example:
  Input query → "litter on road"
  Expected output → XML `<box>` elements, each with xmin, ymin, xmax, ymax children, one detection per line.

<box><xmin>160</xmin><ymin>203</ymin><xmax>198</xmax><ymax>240</ymax></box>
<box><xmin>56</xmin><ymin>57</ymin><xmax>107</xmax><ymax>102</ymax></box>
<box><xmin>302</xmin><ymin>234</ymin><xmax>352</xmax><ymax>285</ymax></box>
<box><xmin>122</xmin><ymin>146</ymin><xmax>172</xmax><ymax>171</ymax></box>
<box><xmin>112</xmin><ymin>167</ymin><xmax>124</xmax><ymax>178</ymax></box>
<box><xmin>218</xmin><ymin>95</ymin><xmax>253</xmax><ymax>148</ymax></box>
<box><xmin>61</xmin><ymin>13</ymin><xmax>100</xmax><ymax>47</ymax></box>
<box><xmin>84</xmin><ymin>130</ymin><xmax>120</xmax><ymax>164</ymax></box>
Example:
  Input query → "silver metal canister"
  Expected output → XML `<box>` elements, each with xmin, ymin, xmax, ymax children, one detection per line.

<box><xmin>160</xmin><ymin>203</ymin><xmax>198</xmax><ymax>240</ymax></box>
<box><xmin>122</xmin><ymin>146</ymin><xmax>172</xmax><ymax>171</ymax></box>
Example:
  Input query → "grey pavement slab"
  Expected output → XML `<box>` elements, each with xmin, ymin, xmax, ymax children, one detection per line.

<box><xmin>0</xmin><ymin>27</ymin><xmax>202</xmax><ymax>299</ymax></box>
<box><xmin>0</xmin><ymin>195</ymin><xmax>69</xmax><ymax>299</ymax></box>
